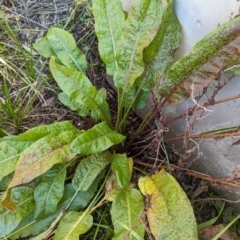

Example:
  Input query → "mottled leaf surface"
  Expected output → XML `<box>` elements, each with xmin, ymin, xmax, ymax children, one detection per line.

<box><xmin>1</xmin><ymin>121</ymin><xmax>77</xmax><ymax>151</ymax></box>
<box><xmin>58</xmin><ymin>92</ymin><xmax>89</xmax><ymax>117</ymax></box>
<box><xmin>0</xmin><ymin>187</ymin><xmax>34</xmax><ymax>238</ymax></box>
<box><xmin>111</xmin><ymin>189</ymin><xmax>145</xmax><ymax>240</ymax></box>
<box><xmin>114</xmin><ymin>0</ymin><xmax>161</xmax><ymax>89</ymax></box>
<box><xmin>0</xmin><ymin>142</ymin><xmax>19</xmax><ymax>181</ymax></box>
<box><xmin>34</xmin><ymin>27</ymin><xmax>87</xmax><ymax>72</ymax></box>
<box><xmin>160</xmin><ymin>15</ymin><xmax>240</xmax><ymax>103</ymax></box>
<box><xmin>53</xmin><ymin>211</ymin><xmax>93</xmax><ymax>240</ymax></box>
<box><xmin>138</xmin><ymin>170</ymin><xmax>198</xmax><ymax>240</ymax></box>
<box><xmin>70</xmin><ymin>122</ymin><xmax>125</xmax><ymax>154</ymax></box>
<box><xmin>50</xmin><ymin>59</ymin><xmax>111</xmax><ymax>124</ymax></box>
<box><xmin>72</xmin><ymin>151</ymin><xmax>112</xmax><ymax>192</ymax></box>
<box><xmin>111</xmin><ymin>154</ymin><xmax>131</xmax><ymax>189</ymax></box>
<box><xmin>92</xmin><ymin>0</ymin><xmax>125</xmax><ymax>75</ymax></box>
<box><xmin>142</xmin><ymin>0</ymin><xmax>181</xmax><ymax>85</ymax></box>
<box><xmin>1</xmin><ymin>130</ymin><xmax>79</xmax><ymax>210</ymax></box>
<box><xmin>34</xmin><ymin>164</ymin><xmax>66</xmax><ymax>219</ymax></box>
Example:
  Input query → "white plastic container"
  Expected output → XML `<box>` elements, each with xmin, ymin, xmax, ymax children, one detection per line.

<box><xmin>119</xmin><ymin>0</ymin><xmax>240</xmax><ymax>208</ymax></box>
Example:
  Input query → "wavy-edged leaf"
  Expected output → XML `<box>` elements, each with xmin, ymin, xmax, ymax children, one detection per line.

<box><xmin>0</xmin><ymin>187</ymin><xmax>34</xmax><ymax>238</ymax></box>
<box><xmin>2</xmin><ymin>130</ymin><xmax>80</xmax><ymax>210</ymax></box>
<box><xmin>72</xmin><ymin>151</ymin><xmax>111</xmax><ymax>192</ymax></box>
<box><xmin>113</xmin><ymin>0</ymin><xmax>162</xmax><ymax>89</ymax></box>
<box><xmin>160</xmin><ymin>15</ymin><xmax>240</xmax><ymax>103</ymax></box>
<box><xmin>70</xmin><ymin>122</ymin><xmax>125</xmax><ymax>154</ymax></box>
<box><xmin>1</xmin><ymin>121</ymin><xmax>77</xmax><ymax>151</ymax></box>
<box><xmin>111</xmin><ymin>188</ymin><xmax>145</xmax><ymax>240</ymax></box>
<box><xmin>34</xmin><ymin>163</ymin><xmax>66</xmax><ymax>219</ymax></box>
<box><xmin>92</xmin><ymin>0</ymin><xmax>125</xmax><ymax>75</ymax></box>
<box><xmin>138</xmin><ymin>170</ymin><xmax>198</xmax><ymax>240</ymax></box>
<box><xmin>58</xmin><ymin>92</ymin><xmax>89</xmax><ymax>117</ymax></box>
<box><xmin>6</xmin><ymin>178</ymin><xmax>102</xmax><ymax>240</ymax></box>
<box><xmin>0</xmin><ymin>142</ymin><xmax>19</xmax><ymax>181</ymax></box>
<box><xmin>53</xmin><ymin>211</ymin><xmax>93</xmax><ymax>240</ymax></box>
<box><xmin>34</xmin><ymin>27</ymin><xmax>87</xmax><ymax>72</ymax></box>
<box><xmin>50</xmin><ymin>58</ymin><xmax>111</xmax><ymax>125</ymax></box>
<box><xmin>111</xmin><ymin>154</ymin><xmax>131</xmax><ymax>189</ymax></box>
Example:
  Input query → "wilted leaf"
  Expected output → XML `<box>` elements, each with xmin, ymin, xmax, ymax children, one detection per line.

<box><xmin>111</xmin><ymin>189</ymin><xmax>145</xmax><ymax>240</ymax></box>
<box><xmin>50</xmin><ymin>59</ymin><xmax>111</xmax><ymax>124</ymax></box>
<box><xmin>53</xmin><ymin>211</ymin><xmax>93</xmax><ymax>240</ymax></box>
<box><xmin>0</xmin><ymin>142</ymin><xmax>19</xmax><ymax>181</ymax></box>
<box><xmin>105</xmin><ymin>173</ymin><xmax>122</xmax><ymax>202</ymax></box>
<box><xmin>92</xmin><ymin>0</ymin><xmax>125</xmax><ymax>75</ymax></box>
<box><xmin>114</xmin><ymin>0</ymin><xmax>162</xmax><ymax>89</ymax></box>
<box><xmin>138</xmin><ymin>170</ymin><xmax>198</xmax><ymax>240</ymax></box>
<box><xmin>58</xmin><ymin>92</ymin><xmax>89</xmax><ymax>117</ymax></box>
<box><xmin>2</xmin><ymin>130</ymin><xmax>80</xmax><ymax>210</ymax></box>
<box><xmin>70</xmin><ymin>122</ymin><xmax>125</xmax><ymax>154</ymax></box>
<box><xmin>160</xmin><ymin>15</ymin><xmax>240</xmax><ymax>103</ymax></box>
<box><xmin>34</xmin><ymin>164</ymin><xmax>67</xmax><ymax>219</ymax></box>
<box><xmin>111</xmin><ymin>154</ymin><xmax>131</xmax><ymax>189</ymax></box>
<box><xmin>72</xmin><ymin>151</ymin><xmax>112</xmax><ymax>192</ymax></box>
<box><xmin>0</xmin><ymin>187</ymin><xmax>35</xmax><ymax>238</ymax></box>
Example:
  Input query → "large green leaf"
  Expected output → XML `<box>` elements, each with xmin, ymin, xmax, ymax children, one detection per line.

<box><xmin>160</xmin><ymin>15</ymin><xmax>240</xmax><ymax>103</ymax></box>
<box><xmin>2</xmin><ymin>130</ymin><xmax>80</xmax><ymax>210</ymax></box>
<box><xmin>132</xmin><ymin>1</ymin><xmax>181</xmax><ymax>110</ymax></box>
<box><xmin>111</xmin><ymin>154</ymin><xmax>131</xmax><ymax>189</ymax></box>
<box><xmin>0</xmin><ymin>187</ymin><xmax>35</xmax><ymax>238</ymax></box>
<box><xmin>34</xmin><ymin>27</ymin><xmax>87</xmax><ymax>72</ymax></box>
<box><xmin>58</xmin><ymin>92</ymin><xmax>89</xmax><ymax>117</ymax></box>
<box><xmin>6</xmin><ymin>179</ymin><xmax>102</xmax><ymax>240</ymax></box>
<box><xmin>50</xmin><ymin>59</ymin><xmax>111</xmax><ymax>125</ymax></box>
<box><xmin>1</xmin><ymin>121</ymin><xmax>77</xmax><ymax>151</ymax></box>
<box><xmin>72</xmin><ymin>151</ymin><xmax>111</xmax><ymax>192</ymax></box>
<box><xmin>92</xmin><ymin>0</ymin><xmax>125</xmax><ymax>75</ymax></box>
<box><xmin>113</xmin><ymin>0</ymin><xmax>162</xmax><ymax>89</ymax></box>
<box><xmin>111</xmin><ymin>189</ymin><xmax>145</xmax><ymax>240</ymax></box>
<box><xmin>70</xmin><ymin>122</ymin><xmax>125</xmax><ymax>154</ymax></box>
<box><xmin>138</xmin><ymin>170</ymin><xmax>198</xmax><ymax>240</ymax></box>
<box><xmin>143</xmin><ymin>0</ymin><xmax>181</xmax><ymax>77</ymax></box>
<box><xmin>34</xmin><ymin>163</ymin><xmax>67</xmax><ymax>219</ymax></box>
<box><xmin>0</xmin><ymin>142</ymin><xmax>19</xmax><ymax>181</ymax></box>
<box><xmin>53</xmin><ymin>211</ymin><xmax>93</xmax><ymax>240</ymax></box>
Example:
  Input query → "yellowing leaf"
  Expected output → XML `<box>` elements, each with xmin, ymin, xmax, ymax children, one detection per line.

<box><xmin>53</xmin><ymin>211</ymin><xmax>93</xmax><ymax>240</ymax></box>
<box><xmin>161</xmin><ymin>15</ymin><xmax>240</xmax><ymax>103</ymax></box>
<box><xmin>1</xmin><ymin>131</ymin><xmax>80</xmax><ymax>210</ymax></box>
<box><xmin>111</xmin><ymin>189</ymin><xmax>145</xmax><ymax>240</ymax></box>
<box><xmin>0</xmin><ymin>187</ymin><xmax>35</xmax><ymax>238</ymax></box>
<box><xmin>138</xmin><ymin>170</ymin><xmax>198</xmax><ymax>240</ymax></box>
